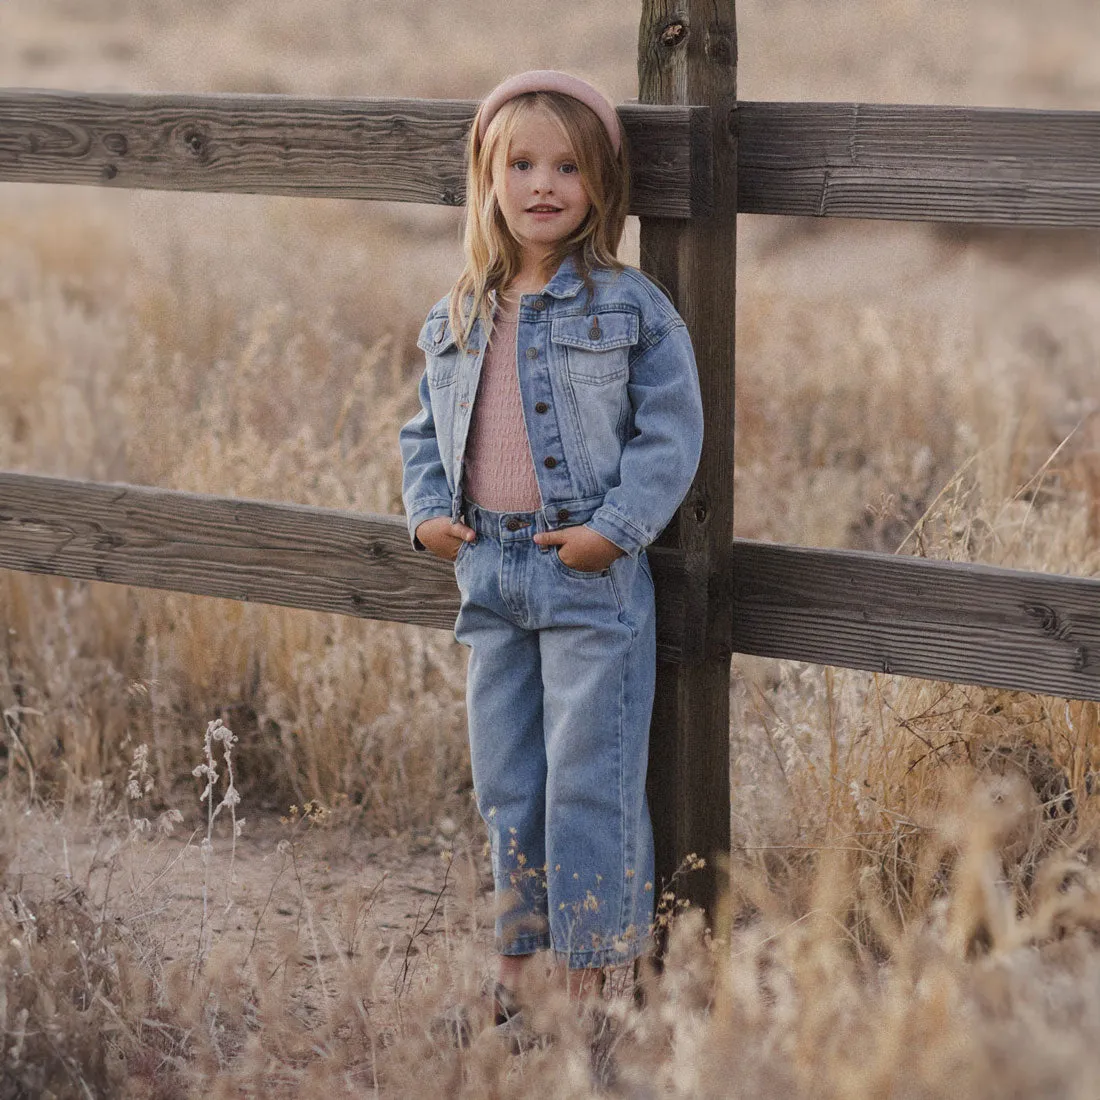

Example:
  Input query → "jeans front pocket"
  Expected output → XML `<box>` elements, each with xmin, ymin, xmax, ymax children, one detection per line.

<box><xmin>453</xmin><ymin>535</ymin><xmax>473</xmax><ymax>568</ymax></box>
<box><xmin>549</xmin><ymin>545</ymin><xmax>611</xmax><ymax>581</ymax></box>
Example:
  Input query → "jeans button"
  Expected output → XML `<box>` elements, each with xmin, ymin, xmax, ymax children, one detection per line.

<box><xmin>505</xmin><ymin>517</ymin><xmax>523</xmax><ymax>531</ymax></box>
<box><xmin>557</xmin><ymin>509</ymin><xmax>570</xmax><ymax>522</ymax></box>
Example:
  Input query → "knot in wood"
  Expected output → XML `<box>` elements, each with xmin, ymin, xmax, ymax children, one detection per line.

<box><xmin>101</xmin><ymin>163</ymin><xmax>118</xmax><ymax>181</ymax></box>
<box><xmin>182</xmin><ymin>129</ymin><xmax>208</xmax><ymax>157</ymax></box>
<box><xmin>102</xmin><ymin>132</ymin><xmax>128</xmax><ymax>156</ymax></box>
<box><xmin>441</xmin><ymin>187</ymin><xmax>460</xmax><ymax>206</ymax></box>
<box><xmin>1074</xmin><ymin>645</ymin><xmax>1089</xmax><ymax>672</ymax></box>
<box><xmin>1023</xmin><ymin>602</ymin><xmax>1058</xmax><ymax>635</ymax></box>
<box><xmin>660</xmin><ymin>20</ymin><xmax>687</xmax><ymax>48</ymax></box>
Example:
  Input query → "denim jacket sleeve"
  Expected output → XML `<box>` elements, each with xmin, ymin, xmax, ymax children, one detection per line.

<box><xmin>585</xmin><ymin>320</ymin><xmax>704</xmax><ymax>557</ymax></box>
<box><xmin>399</xmin><ymin>361</ymin><xmax>452</xmax><ymax>551</ymax></box>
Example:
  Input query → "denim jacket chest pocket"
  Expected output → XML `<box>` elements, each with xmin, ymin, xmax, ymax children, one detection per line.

<box><xmin>550</xmin><ymin>311</ymin><xmax>638</xmax><ymax>385</ymax></box>
<box><xmin>415</xmin><ymin>316</ymin><xmax>469</xmax><ymax>488</ymax></box>
<box><xmin>416</xmin><ymin>317</ymin><xmax>461</xmax><ymax>387</ymax></box>
<box><xmin>548</xmin><ymin>310</ymin><xmax>639</xmax><ymax>494</ymax></box>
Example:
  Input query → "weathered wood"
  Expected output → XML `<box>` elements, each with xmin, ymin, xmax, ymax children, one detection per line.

<box><xmin>738</xmin><ymin>101</ymin><xmax>1100</xmax><ymax>227</ymax></box>
<box><xmin>0</xmin><ymin>89</ymin><xmax>711</xmax><ymax>218</ymax></box>
<box><xmin>5</xmin><ymin>89</ymin><xmax>1100</xmax><ymax>227</ymax></box>
<box><xmin>0</xmin><ymin>471</ymin><xmax>699</xmax><ymax>663</ymax></box>
<box><xmin>639</xmin><ymin>1</ymin><xmax>736</xmax><ymax>920</ymax></box>
<box><xmin>3</xmin><ymin>471</ymin><xmax>1099</xmax><ymax>697</ymax></box>
<box><xmin>732</xmin><ymin>540</ymin><xmax>1100</xmax><ymax>702</ymax></box>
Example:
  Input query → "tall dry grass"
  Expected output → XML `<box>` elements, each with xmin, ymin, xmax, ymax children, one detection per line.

<box><xmin>2</xmin><ymin>0</ymin><xmax>1100</xmax><ymax>1093</ymax></box>
<box><xmin>4</xmin><ymin>695</ymin><xmax>1100</xmax><ymax>1098</ymax></box>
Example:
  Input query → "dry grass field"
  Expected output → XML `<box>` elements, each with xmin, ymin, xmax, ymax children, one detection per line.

<box><xmin>2</xmin><ymin>0</ymin><xmax>1100</xmax><ymax>1095</ymax></box>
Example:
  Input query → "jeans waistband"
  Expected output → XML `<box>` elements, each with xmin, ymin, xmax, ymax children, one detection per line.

<box><xmin>461</xmin><ymin>496</ymin><xmax>602</xmax><ymax>540</ymax></box>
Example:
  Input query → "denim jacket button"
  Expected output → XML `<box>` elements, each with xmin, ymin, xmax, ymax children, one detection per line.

<box><xmin>543</xmin><ymin>456</ymin><xmax>558</xmax><ymax>469</ymax></box>
<box><xmin>556</xmin><ymin>508</ymin><xmax>570</xmax><ymax>522</ymax></box>
<box><xmin>532</xmin><ymin>298</ymin><xmax>546</xmax><ymax>311</ymax></box>
<box><xmin>534</xmin><ymin>401</ymin><xmax>549</xmax><ymax>414</ymax></box>
<box><xmin>526</xmin><ymin>347</ymin><xmax>538</xmax><ymax>359</ymax></box>
<box><xmin>589</xmin><ymin>323</ymin><xmax>601</xmax><ymax>340</ymax></box>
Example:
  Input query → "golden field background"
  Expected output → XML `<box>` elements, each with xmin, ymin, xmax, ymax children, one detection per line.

<box><xmin>1</xmin><ymin>0</ymin><xmax>1100</xmax><ymax>1095</ymax></box>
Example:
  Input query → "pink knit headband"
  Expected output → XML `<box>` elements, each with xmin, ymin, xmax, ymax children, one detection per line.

<box><xmin>477</xmin><ymin>69</ymin><xmax>623</xmax><ymax>155</ymax></box>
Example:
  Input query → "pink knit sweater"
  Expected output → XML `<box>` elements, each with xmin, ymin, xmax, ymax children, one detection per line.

<box><xmin>462</xmin><ymin>295</ymin><xmax>542</xmax><ymax>511</ymax></box>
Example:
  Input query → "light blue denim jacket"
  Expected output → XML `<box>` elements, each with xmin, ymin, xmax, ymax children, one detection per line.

<box><xmin>399</xmin><ymin>252</ymin><xmax>704</xmax><ymax>558</ymax></box>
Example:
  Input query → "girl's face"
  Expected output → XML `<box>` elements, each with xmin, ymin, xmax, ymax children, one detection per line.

<box><xmin>492</xmin><ymin>107</ymin><xmax>592</xmax><ymax>277</ymax></box>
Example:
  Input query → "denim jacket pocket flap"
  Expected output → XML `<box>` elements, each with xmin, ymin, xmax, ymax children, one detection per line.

<box><xmin>416</xmin><ymin>316</ymin><xmax>459</xmax><ymax>355</ymax></box>
<box><xmin>417</xmin><ymin>317</ymin><xmax>461</xmax><ymax>387</ymax></box>
<box><xmin>550</xmin><ymin>311</ymin><xmax>639</xmax><ymax>353</ymax></box>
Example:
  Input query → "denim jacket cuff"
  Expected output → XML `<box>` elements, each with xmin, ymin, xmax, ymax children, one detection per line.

<box><xmin>407</xmin><ymin>501</ymin><xmax>453</xmax><ymax>551</ymax></box>
<box><xmin>586</xmin><ymin>509</ymin><xmax>649</xmax><ymax>559</ymax></box>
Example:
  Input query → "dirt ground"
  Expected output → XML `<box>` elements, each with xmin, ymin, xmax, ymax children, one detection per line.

<box><xmin>7</xmin><ymin>805</ymin><xmax>495</xmax><ymax>1020</ymax></box>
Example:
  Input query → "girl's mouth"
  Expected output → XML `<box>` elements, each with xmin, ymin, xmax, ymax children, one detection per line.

<box><xmin>527</xmin><ymin>206</ymin><xmax>562</xmax><ymax>214</ymax></box>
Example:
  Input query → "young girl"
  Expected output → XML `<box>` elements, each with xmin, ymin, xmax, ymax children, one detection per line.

<box><xmin>400</xmin><ymin>69</ymin><xmax>703</xmax><ymax>1025</ymax></box>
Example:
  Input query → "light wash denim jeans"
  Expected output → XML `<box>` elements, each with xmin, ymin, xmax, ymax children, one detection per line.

<box><xmin>454</xmin><ymin>498</ymin><xmax>657</xmax><ymax>970</ymax></box>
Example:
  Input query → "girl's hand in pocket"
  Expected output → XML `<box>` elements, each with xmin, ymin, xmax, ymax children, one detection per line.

<box><xmin>533</xmin><ymin>525</ymin><xmax>623</xmax><ymax>572</ymax></box>
<box><xmin>416</xmin><ymin>517</ymin><xmax>476</xmax><ymax>562</ymax></box>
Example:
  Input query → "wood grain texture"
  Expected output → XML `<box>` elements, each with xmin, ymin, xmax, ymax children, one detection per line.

<box><xmin>0</xmin><ymin>471</ymin><xmax>696</xmax><ymax>662</ymax></box>
<box><xmin>0</xmin><ymin>89</ymin><xmax>710</xmax><ymax>218</ymax></box>
<box><xmin>639</xmin><ymin>0</ymin><xmax>737</xmax><ymax>920</ymax></box>
<box><xmin>732</xmin><ymin>540</ymin><xmax>1100</xmax><ymax>701</ymax></box>
<box><xmin>3</xmin><ymin>473</ymin><xmax>1098</xmax><ymax>695</ymax></box>
<box><xmin>738</xmin><ymin>101</ymin><xmax>1100</xmax><ymax>227</ymax></box>
<box><xmin>4</xmin><ymin>89</ymin><xmax>1098</xmax><ymax>226</ymax></box>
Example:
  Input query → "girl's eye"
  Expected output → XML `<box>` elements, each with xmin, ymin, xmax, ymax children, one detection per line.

<box><xmin>560</xmin><ymin>163</ymin><xmax>578</xmax><ymax>174</ymax></box>
<box><xmin>513</xmin><ymin>159</ymin><xmax>530</xmax><ymax>171</ymax></box>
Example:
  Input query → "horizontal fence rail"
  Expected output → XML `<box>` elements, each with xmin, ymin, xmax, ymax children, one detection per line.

<box><xmin>737</xmin><ymin>101</ymin><xmax>1100</xmax><ymax>227</ymax></box>
<box><xmin>3</xmin><ymin>89</ymin><xmax>1100</xmax><ymax>227</ymax></box>
<box><xmin>0</xmin><ymin>89</ymin><xmax>713</xmax><ymax>218</ymax></box>
<box><xmin>2</xmin><ymin>472</ymin><xmax>1098</xmax><ymax>699</ymax></box>
<box><xmin>733</xmin><ymin>541</ymin><xmax>1100</xmax><ymax>701</ymax></box>
<box><xmin>0</xmin><ymin>472</ymin><xmax>707</xmax><ymax>665</ymax></box>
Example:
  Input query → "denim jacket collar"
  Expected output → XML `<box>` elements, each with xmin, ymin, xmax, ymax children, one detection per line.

<box><xmin>541</xmin><ymin>252</ymin><xmax>586</xmax><ymax>300</ymax></box>
<box><xmin>486</xmin><ymin>253</ymin><xmax>586</xmax><ymax>310</ymax></box>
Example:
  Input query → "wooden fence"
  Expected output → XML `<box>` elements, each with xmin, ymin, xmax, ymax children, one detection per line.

<box><xmin>2</xmin><ymin>0</ymin><xmax>1100</xmax><ymax>917</ymax></box>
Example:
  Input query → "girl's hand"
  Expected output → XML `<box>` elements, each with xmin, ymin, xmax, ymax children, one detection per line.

<box><xmin>416</xmin><ymin>517</ymin><xmax>476</xmax><ymax>562</ymax></box>
<box><xmin>534</xmin><ymin>525</ymin><xmax>624</xmax><ymax>573</ymax></box>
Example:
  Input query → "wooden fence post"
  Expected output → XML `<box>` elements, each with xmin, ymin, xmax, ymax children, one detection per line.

<box><xmin>638</xmin><ymin>1</ymin><xmax>737</xmax><ymax>922</ymax></box>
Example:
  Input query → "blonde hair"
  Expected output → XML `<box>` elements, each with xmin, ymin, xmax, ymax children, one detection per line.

<box><xmin>447</xmin><ymin>91</ymin><xmax>630</xmax><ymax>352</ymax></box>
